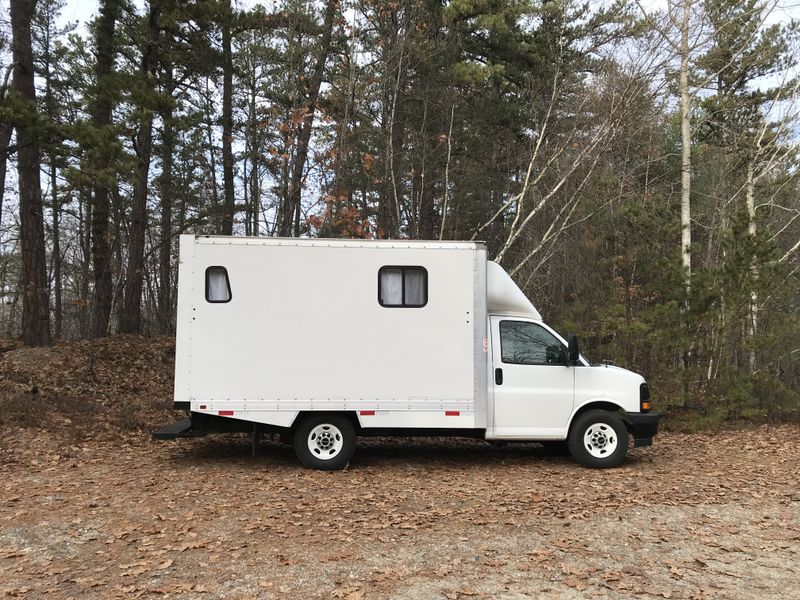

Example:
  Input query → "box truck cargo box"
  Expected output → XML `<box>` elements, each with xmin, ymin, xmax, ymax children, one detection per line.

<box><xmin>154</xmin><ymin>235</ymin><xmax>659</xmax><ymax>469</ymax></box>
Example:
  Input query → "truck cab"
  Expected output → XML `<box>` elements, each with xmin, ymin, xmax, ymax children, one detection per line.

<box><xmin>485</xmin><ymin>262</ymin><xmax>658</xmax><ymax>467</ymax></box>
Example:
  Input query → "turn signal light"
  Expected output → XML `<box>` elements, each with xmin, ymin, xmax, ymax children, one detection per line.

<box><xmin>640</xmin><ymin>382</ymin><xmax>651</xmax><ymax>412</ymax></box>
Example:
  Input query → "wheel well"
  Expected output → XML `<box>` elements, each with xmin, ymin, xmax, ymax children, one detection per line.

<box><xmin>293</xmin><ymin>411</ymin><xmax>361</xmax><ymax>432</ymax></box>
<box><xmin>569</xmin><ymin>402</ymin><xmax>627</xmax><ymax>435</ymax></box>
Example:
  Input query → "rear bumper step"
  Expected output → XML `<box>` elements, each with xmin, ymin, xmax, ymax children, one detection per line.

<box><xmin>152</xmin><ymin>418</ymin><xmax>206</xmax><ymax>440</ymax></box>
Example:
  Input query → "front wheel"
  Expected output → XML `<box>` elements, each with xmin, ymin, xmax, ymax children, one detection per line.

<box><xmin>567</xmin><ymin>410</ymin><xmax>628</xmax><ymax>468</ymax></box>
<box><xmin>294</xmin><ymin>414</ymin><xmax>356</xmax><ymax>471</ymax></box>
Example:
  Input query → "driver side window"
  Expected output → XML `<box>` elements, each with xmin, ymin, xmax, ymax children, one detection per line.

<box><xmin>499</xmin><ymin>321</ymin><xmax>565</xmax><ymax>366</ymax></box>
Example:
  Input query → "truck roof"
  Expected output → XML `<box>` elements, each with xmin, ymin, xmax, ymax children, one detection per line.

<box><xmin>192</xmin><ymin>235</ymin><xmax>487</xmax><ymax>251</ymax></box>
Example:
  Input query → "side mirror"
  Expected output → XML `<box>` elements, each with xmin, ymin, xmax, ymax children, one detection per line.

<box><xmin>567</xmin><ymin>334</ymin><xmax>580</xmax><ymax>364</ymax></box>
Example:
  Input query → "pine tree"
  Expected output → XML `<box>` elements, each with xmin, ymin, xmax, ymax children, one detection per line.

<box><xmin>87</xmin><ymin>0</ymin><xmax>123</xmax><ymax>337</ymax></box>
<box><xmin>10</xmin><ymin>0</ymin><xmax>52</xmax><ymax>346</ymax></box>
<box><xmin>120</xmin><ymin>0</ymin><xmax>162</xmax><ymax>334</ymax></box>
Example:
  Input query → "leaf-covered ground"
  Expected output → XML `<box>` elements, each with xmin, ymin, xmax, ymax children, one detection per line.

<box><xmin>0</xmin><ymin>337</ymin><xmax>799</xmax><ymax>599</ymax></box>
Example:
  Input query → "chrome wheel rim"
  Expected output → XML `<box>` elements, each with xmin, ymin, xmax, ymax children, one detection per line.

<box><xmin>583</xmin><ymin>422</ymin><xmax>618</xmax><ymax>458</ymax></box>
<box><xmin>307</xmin><ymin>424</ymin><xmax>344</xmax><ymax>460</ymax></box>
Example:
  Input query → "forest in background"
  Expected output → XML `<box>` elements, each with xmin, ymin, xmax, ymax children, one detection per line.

<box><xmin>0</xmin><ymin>0</ymin><xmax>798</xmax><ymax>422</ymax></box>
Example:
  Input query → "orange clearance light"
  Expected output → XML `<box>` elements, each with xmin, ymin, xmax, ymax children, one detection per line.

<box><xmin>642</xmin><ymin>402</ymin><xmax>651</xmax><ymax>411</ymax></box>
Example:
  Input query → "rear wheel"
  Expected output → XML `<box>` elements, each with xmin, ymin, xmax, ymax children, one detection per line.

<box><xmin>567</xmin><ymin>410</ymin><xmax>628</xmax><ymax>468</ymax></box>
<box><xmin>294</xmin><ymin>414</ymin><xmax>356</xmax><ymax>471</ymax></box>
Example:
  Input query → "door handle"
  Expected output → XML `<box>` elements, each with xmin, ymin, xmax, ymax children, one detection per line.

<box><xmin>495</xmin><ymin>368</ymin><xmax>503</xmax><ymax>385</ymax></box>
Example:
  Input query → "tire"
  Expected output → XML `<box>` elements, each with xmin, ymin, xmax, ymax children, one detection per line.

<box><xmin>293</xmin><ymin>414</ymin><xmax>356</xmax><ymax>471</ymax></box>
<box><xmin>567</xmin><ymin>410</ymin><xmax>628</xmax><ymax>468</ymax></box>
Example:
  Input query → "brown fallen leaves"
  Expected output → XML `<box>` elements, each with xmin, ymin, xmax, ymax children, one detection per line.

<box><xmin>0</xmin><ymin>336</ymin><xmax>799</xmax><ymax>598</ymax></box>
<box><xmin>1</xmin><ymin>424</ymin><xmax>799</xmax><ymax>598</ymax></box>
<box><xmin>0</xmin><ymin>334</ymin><xmax>176</xmax><ymax>435</ymax></box>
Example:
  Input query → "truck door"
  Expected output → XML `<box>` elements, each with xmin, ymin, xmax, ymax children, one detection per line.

<box><xmin>489</xmin><ymin>316</ymin><xmax>575</xmax><ymax>438</ymax></box>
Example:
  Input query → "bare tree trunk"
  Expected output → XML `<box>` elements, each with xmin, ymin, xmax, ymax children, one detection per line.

<box><xmin>679</xmin><ymin>0</ymin><xmax>692</xmax><ymax>302</ymax></box>
<box><xmin>158</xmin><ymin>68</ymin><xmax>175</xmax><ymax>333</ymax></box>
<box><xmin>49</xmin><ymin>158</ymin><xmax>61</xmax><ymax>338</ymax></box>
<box><xmin>419</xmin><ymin>177</ymin><xmax>435</xmax><ymax>240</ymax></box>
<box><xmin>78</xmin><ymin>183</ymin><xmax>91</xmax><ymax>338</ymax></box>
<box><xmin>379</xmin><ymin>51</ymin><xmax>404</xmax><ymax>239</ymax></box>
<box><xmin>42</xmin><ymin>20</ymin><xmax>62</xmax><ymax>339</ymax></box>
<box><xmin>745</xmin><ymin>159</ymin><xmax>757</xmax><ymax>373</ymax></box>
<box><xmin>438</xmin><ymin>104</ymin><xmax>454</xmax><ymax>240</ymax></box>
<box><xmin>178</xmin><ymin>150</ymin><xmax>188</xmax><ymax>233</ymax></box>
<box><xmin>676</xmin><ymin>0</ymin><xmax>695</xmax><ymax>392</ymax></box>
<box><xmin>250</xmin><ymin>150</ymin><xmax>259</xmax><ymax>236</ymax></box>
<box><xmin>120</xmin><ymin>2</ymin><xmax>159</xmax><ymax>334</ymax></box>
<box><xmin>0</xmin><ymin>122</ymin><xmax>11</xmax><ymax>232</ymax></box>
<box><xmin>11</xmin><ymin>0</ymin><xmax>52</xmax><ymax>346</ymax></box>
<box><xmin>90</xmin><ymin>0</ymin><xmax>121</xmax><ymax>338</ymax></box>
<box><xmin>279</xmin><ymin>0</ymin><xmax>337</xmax><ymax>237</ymax></box>
<box><xmin>119</xmin><ymin>113</ymin><xmax>153</xmax><ymax>333</ymax></box>
<box><xmin>203</xmin><ymin>76</ymin><xmax>220</xmax><ymax>218</ymax></box>
<box><xmin>245</xmin><ymin>59</ymin><xmax>259</xmax><ymax>236</ymax></box>
<box><xmin>111</xmin><ymin>185</ymin><xmax>125</xmax><ymax>324</ymax></box>
<box><xmin>0</xmin><ymin>65</ymin><xmax>11</xmax><ymax>231</ymax></box>
<box><xmin>220</xmin><ymin>0</ymin><xmax>235</xmax><ymax>235</ymax></box>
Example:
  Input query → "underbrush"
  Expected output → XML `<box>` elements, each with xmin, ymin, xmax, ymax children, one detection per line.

<box><xmin>660</xmin><ymin>372</ymin><xmax>800</xmax><ymax>432</ymax></box>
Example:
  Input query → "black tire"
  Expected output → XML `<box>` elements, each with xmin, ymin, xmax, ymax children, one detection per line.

<box><xmin>293</xmin><ymin>414</ymin><xmax>356</xmax><ymax>471</ymax></box>
<box><xmin>567</xmin><ymin>410</ymin><xmax>628</xmax><ymax>468</ymax></box>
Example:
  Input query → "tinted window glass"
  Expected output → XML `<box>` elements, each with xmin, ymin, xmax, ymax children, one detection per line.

<box><xmin>499</xmin><ymin>321</ymin><xmax>564</xmax><ymax>365</ymax></box>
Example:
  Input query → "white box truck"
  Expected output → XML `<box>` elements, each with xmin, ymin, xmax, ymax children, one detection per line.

<box><xmin>154</xmin><ymin>235</ymin><xmax>659</xmax><ymax>469</ymax></box>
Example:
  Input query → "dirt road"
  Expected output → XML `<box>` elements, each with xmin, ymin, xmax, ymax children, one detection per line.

<box><xmin>1</xmin><ymin>426</ymin><xmax>799</xmax><ymax>599</ymax></box>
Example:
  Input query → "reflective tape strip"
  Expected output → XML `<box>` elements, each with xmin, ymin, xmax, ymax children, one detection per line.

<box><xmin>218</xmin><ymin>410</ymin><xmax>234</xmax><ymax>416</ymax></box>
<box><xmin>445</xmin><ymin>411</ymin><xmax>460</xmax><ymax>416</ymax></box>
<box><xmin>359</xmin><ymin>410</ymin><xmax>376</xmax><ymax>416</ymax></box>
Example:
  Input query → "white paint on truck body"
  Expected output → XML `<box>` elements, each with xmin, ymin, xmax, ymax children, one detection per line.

<box><xmin>176</xmin><ymin>236</ymin><xmax>488</xmax><ymax>429</ymax></box>
<box><xmin>175</xmin><ymin>235</ymin><xmax>647</xmax><ymax>440</ymax></box>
